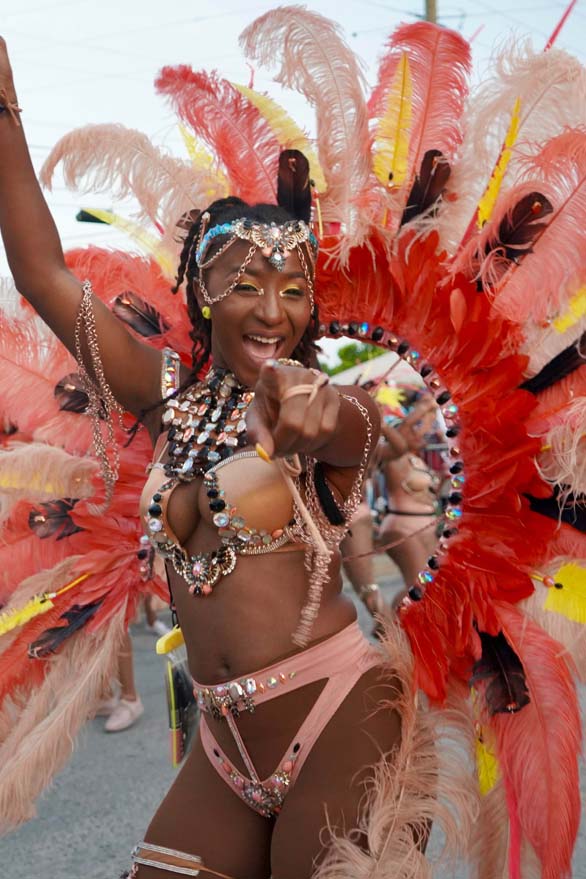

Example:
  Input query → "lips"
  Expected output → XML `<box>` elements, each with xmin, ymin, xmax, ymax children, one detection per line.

<box><xmin>242</xmin><ymin>333</ymin><xmax>284</xmax><ymax>364</ymax></box>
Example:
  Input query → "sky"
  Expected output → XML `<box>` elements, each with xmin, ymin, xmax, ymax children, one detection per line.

<box><xmin>1</xmin><ymin>0</ymin><xmax>585</xmax><ymax>361</ymax></box>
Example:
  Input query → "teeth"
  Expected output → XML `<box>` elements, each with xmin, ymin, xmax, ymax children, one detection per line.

<box><xmin>247</xmin><ymin>335</ymin><xmax>281</xmax><ymax>344</ymax></box>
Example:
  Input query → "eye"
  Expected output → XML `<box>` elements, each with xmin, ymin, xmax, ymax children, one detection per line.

<box><xmin>236</xmin><ymin>283</ymin><xmax>262</xmax><ymax>295</ymax></box>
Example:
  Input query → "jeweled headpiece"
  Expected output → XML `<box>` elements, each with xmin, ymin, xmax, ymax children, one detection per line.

<box><xmin>194</xmin><ymin>214</ymin><xmax>318</xmax><ymax>308</ymax></box>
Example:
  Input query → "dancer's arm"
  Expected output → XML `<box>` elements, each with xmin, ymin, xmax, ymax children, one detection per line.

<box><xmin>0</xmin><ymin>40</ymin><xmax>161</xmax><ymax>416</ymax></box>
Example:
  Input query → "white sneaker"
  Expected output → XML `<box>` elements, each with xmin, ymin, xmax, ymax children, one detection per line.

<box><xmin>94</xmin><ymin>695</ymin><xmax>119</xmax><ymax>717</ymax></box>
<box><xmin>104</xmin><ymin>697</ymin><xmax>144</xmax><ymax>732</ymax></box>
<box><xmin>146</xmin><ymin>619</ymin><xmax>170</xmax><ymax>637</ymax></box>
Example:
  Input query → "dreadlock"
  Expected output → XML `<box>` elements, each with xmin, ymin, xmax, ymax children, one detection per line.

<box><xmin>173</xmin><ymin>196</ymin><xmax>320</xmax><ymax>381</ymax></box>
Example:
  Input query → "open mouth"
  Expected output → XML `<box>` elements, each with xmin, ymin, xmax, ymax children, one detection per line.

<box><xmin>242</xmin><ymin>333</ymin><xmax>285</xmax><ymax>364</ymax></box>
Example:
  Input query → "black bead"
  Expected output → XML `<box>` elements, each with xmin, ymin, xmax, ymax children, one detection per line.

<box><xmin>293</xmin><ymin>742</ymin><xmax>300</xmax><ymax>753</ymax></box>
<box><xmin>420</xmin><ymin>364</ymin><xmax>433</xmax><ymax>378</ymax></box>
<box><xmin>371</xmin><ymin>326</ymin><xmax>384</xmax><ymax>342</ymax></box>
<box><xmin>167</xmin><ymin>427</ymin><xmax>177</xmax><ymax>441</ymax></box>
<box><xmin>198</xmin><ymin>418</ymin><xmax>207</xmax><ymax>430</ymax></box>
<box><xmin>193</xmin><ymin>586</ymin><xmax>202</xmax><ymax>596</ymax></box>
<box><xmin>205</xmin><ymin>436</ymin><xmax>214</xmax><ymax>445</ymax></box>
<box><xmin>197</xmin><ymin>448</ymin><xmax>209</xmax><ymax>461</ymax></box>
<box><xmin>408</xmin><ymin>586</ymin><xmax>423</xmax><ymax>601</ymax></box>
<box><xmin>449</xmin><ymin>493</ymin><xmax>462</xmax><ymax>505</ymax></box>
<box><xmin>554</xmin><ymin>581</ymin><xmax>564</xmax><ymax>589</ymax></box>
<box><xmin>216</xmin><ymin>420</ymin><xmax>226</xmax><ymax>432</ymax></box>
<box><xmin>137</xmin><ymin>549</ymin><xmax>149</xmax><ymax>560</ymax></box>
<box><xmin>347</xmin><ymin>321</ymin><xmax>359</xmax><ymax>336</ymax></box>
<box><xmin>220</xmin><ymin>447</ymin><xmax>231</xmax><ymax>459</ymax></box>
<box><xmin>152</xmin><ymin>493</ymin><xmax>162</xmax><ymax>502</ymax></box>
<box><xmin>237</xmin><ymin>434</ymin><xmax>247</xmax><ymax>446</ymax></box>
<box><xmin>243</xmin><ymin>218</ymin><xmax>253</xmax><ymax>229</ymax></box>
<box><xmin>148</xmin><ymin>503</ymin><xmax>162</xmax><ymax>517</ymax></box>
<box><xmin>446</xmin><ymin>426</ymin><xmax>460</xmax><ymax>438</ymax></box>
<box><xmin>436</xmin><ymin>391</ymin><xmax>451</xmax><ymax>405</ymax></box>
<box><xmin>449</xmin><ymin>462</ymin><xmax>463</xmax><ymax>474</ymax></box>
<box><xmin>397</xmin><ymin>341</ymin><xmax>409</xmax><ymax>355</ymax></box>
<box><xmin>209</xmin><ymin>498</ymin><xmax>226</xmax><ymax>512</ymax></box>
<box><xmin>442</xmin><ymin>527</ymin><xmax>457</xmax><ymax>539</ymax></box>
<box><xmin>207</xmin><ymin>488</ymin><xmax>219</xmax><ymax>499</ymax></box>
<box><xmin>428</xmin><ymin>556</ymin><xmax>439</xmax><ymax>570</ymax></box>
<box><xmin>329</xmin><ymin>321</ymin><xmax>340</xmax><ymax>335</ymax></box>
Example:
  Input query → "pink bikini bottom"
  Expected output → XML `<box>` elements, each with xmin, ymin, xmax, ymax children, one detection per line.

<box><xmin>193</xmin><ymin>621</ymin><xmax>380</xmax><ymax>818</ymax></box>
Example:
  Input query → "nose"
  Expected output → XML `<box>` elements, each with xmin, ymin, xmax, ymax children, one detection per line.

<box><xmin>254</xmin><ymin>286</ymin><xmax>286</xmax><ymax>326</ymax></box>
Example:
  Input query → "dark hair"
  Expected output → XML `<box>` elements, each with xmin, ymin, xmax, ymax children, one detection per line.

<box><xmin>173</xmin><ymin>196</ymin><xmax>320</xmax><ymax>379</ymax></box>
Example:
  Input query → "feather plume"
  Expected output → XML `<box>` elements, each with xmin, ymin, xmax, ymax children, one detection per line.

<box><xmin>230</xmin><ymin>82</ymin><xmax>327</xmax><ymax>193</ymax></box>
<box><xmin>78</xmin><ymin>208</ymin><xmax>176</xmax><ymax>278</ymax></box>
<box><xmin>487</xmin><ymin>130</ymin><xmax>586</xmax><ymax>322</ymax></box>
<box><xmin>40</xmin><ymin>123</ymin><xmax>216</xmax><ymax>237</ymax></box>
<box><xmin>439</xmin><ymin>40</ymin><xmax>586</xmax><ymax>251</ymax></box>
<box><xmin>314</xmin><ymin>619</ymin><xmax>479</xmax><ymax>878</ymax></box>
<box><xmin>471</xmin><ymin>630</ymin><xmax>530</xmax><ymax>715</ymax></box>
<box><xmin>369</xmin><ymin>21</ymin><xmax>470</xmax><ymax>223</ymax></box>
<box><xmin>178</xmin><ymin>124</ymin><xmax>229</xmax><ymax>194</ymax></box>
<box><xmin>0</xmin><ymin>442</ymin><xmax>96</xmax><ymax>521</ymax></box>
<box><xmin>533</xmin><ymin>397</ymin><xmax>586</xmax><ymax>498</ymax></box>
<box><xmin>276</xmin><ymin>149</ymin><xmax>311</xmax><ymax>222</ymax></box>
<box><xmin>522</xmin><ymin>574</ymin><xmax>586</xmax><ymax>681</ymax></box>
<box><xmin>112</xmin><ymin>289</ymin><xmax>171</xmax><ymax>338</ymax></box>
<box><xmin>520</xmin><ymin>278</ymin><xmax>586</xmax><ymax>377</ymax></box>
<box><xmin>240</xmin><ymin>6</ymin><xmax>371</xmax><ymax>246</ymax></box>
<box><xmin>0</xmin><ymin>605</ymin><xmax>124</xmax><ymax>830</ymax></box>
<box><xmin>486</xmin><ymin>603</ymin><xmax>581</xmax><ymax>879</ymax></box>
<box><xmin>372</xmin><ymin>52</ymin><xmax>412</xmax><ymax>189</ymax></box>
<box><xmin>155</xmin><ymin>66</ymin><xmax>280</xmax><ymax>205</ymax></box>
<box><xmin>476</xmin><ymin>97</ymin><xmax>521</xmax><ymax>228</ymax></box>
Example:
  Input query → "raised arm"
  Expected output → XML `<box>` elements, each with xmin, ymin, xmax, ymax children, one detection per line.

<box><xmin>0</xmin><ymin>38</ymin><xmax>162</xmax><ymax>416</ymax></box>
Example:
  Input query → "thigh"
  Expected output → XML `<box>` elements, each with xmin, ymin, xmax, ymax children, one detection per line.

<box><xmin>270</xmin><ymin>665</ymin><xmax>401</xmax><ymax>879</ymax></box>
<box><xmin>134</xmin><ymin>730</ymin><xmax>273</xmax><ymax>879</ymax></box>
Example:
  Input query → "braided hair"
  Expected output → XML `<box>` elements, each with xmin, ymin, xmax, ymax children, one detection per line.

<box><xmin>173</xmin><ymin>197</ymin><xmax>320</xmax><ymax>381</ymax></box>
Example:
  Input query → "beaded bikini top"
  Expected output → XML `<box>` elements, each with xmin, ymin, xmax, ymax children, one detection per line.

<box><xmin>141</xmin><ymin>350</ymin><xmax>301</xmax><ymax>596</ymax></box>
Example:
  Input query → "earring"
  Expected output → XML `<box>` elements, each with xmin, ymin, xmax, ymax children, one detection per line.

<box><xmin>201</xmin><ymin>305</ymin><xmax>211</xmax><ymax>320</ymax></box>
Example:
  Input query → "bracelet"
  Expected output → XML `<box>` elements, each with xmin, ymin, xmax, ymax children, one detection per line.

<box><xmin>357</xmin><ymin>583</ymin><xmax>380</xmax><ymax>602</ymax></box>
<box><xmin>0</xmin><ymin>88</ymin><xmax>22</xmax><ymax>126</ymax></box>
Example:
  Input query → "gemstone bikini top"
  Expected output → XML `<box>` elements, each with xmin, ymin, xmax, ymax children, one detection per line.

<box><xmin>139</xmin><ymin>350</ymin><xmax>300</xmax><ymax>596</ymax></box>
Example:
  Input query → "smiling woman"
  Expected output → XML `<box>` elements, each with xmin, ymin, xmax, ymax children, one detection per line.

<box><xmin>1</xmin><ymin>5</ymin><xmax>586</xmax><ymax>879</ymax></box>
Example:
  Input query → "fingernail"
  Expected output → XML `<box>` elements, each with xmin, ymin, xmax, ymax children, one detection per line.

<box><xmin>255</xmin><ymin>442</ymin><xmax>272</xmax><ymax>463</ymax></box>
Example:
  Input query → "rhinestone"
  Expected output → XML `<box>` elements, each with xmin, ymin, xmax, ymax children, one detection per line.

<box><xmin>418</xmin><ymin>570</ymin><xmax>434</xmax><ymax>584</ymax></box>
<box><xmin>225</xmin><ymin>436</ymin><xmax>238</xmax><ymax>447</ymax></box>
<box><xmin>211</xmin><ymin>407</ymin><xmax>222</xmax><ymax>422</ymax></box>
<box><xmin>262</xmin><ymin>534</ymin><xmax>273</xmax><ymax>544</ymax></box>
<box><xmin>279</xmin><ymin>673</ymin><xmax>286</xmax><ymax>683</ymax></box>
<box><xmin>267</xmin><ymin>677</ymin><xmax>278</xmax><ymax>688</ymax></box>
<box><xmin>236</xmin><ymin>419</ymin><xmax>247</xmax><ymax>433</ymax></box>
<box><xmin>139</xmin><ymin>534</ymin><xmax>150</xmax><ymax>546</ymax></box>
<box><xmin>218</xmin><ymin>527</ymin><xmax>236</xmax><ymax>539</ymax></box>
<box><xmin>209</xmin><ymin>499</ymin><xmax>226</xmax><ymax>512</ymax></box>
<box><xmin>162</xmin><ymin>409</ymin><xmax>174</xmax><ymax>424</ymax></box>
<box><xmin>289</xmin><ymin>672</ymin><xmax>296</xmax><ymax>679</ymax></box>
<box><xmin>213</xmin><ymin>512</ymin><xmax>230</xmax><ymax>527</ymax></box>
<box><xmin>216</xmin><ymin>431</ymin><xmax>227</xmax><ymax>444</ymax></box>
<box><xmin>237</xmin><ymin>529</ymin><xmax>251</xmax><ymax>542</ymax></box>
<box><xmin>271</xmin><ymin>529</ymin><xmax>283</xmax><ymax>539</ymax></box>
<box><xmin>148</xmin><ymin>518</ymin><xmax>163</xmax><ymax>533</ymax></box>
<box><xmin>181</xmin><ymin>458</ymin><xmax>194</xmax><ymax>473</ymax></box>
<box><xmin>230</xmin><ymin>409</ymin><xmax>241</xmax><ymax>420</ymax></box>
<box><xmin>446</xmin><ymin>507</ymin><xmax>462</xmax><ymax>520</ymax></box>
<box><xmin>244</xmin><ymin>678</ymin><xmax>257</xmax><ymax>695</ymax></box>
<box><xmin>232</xmin><ymin>516</ymin><xmax>245</xmax><ymax>529</ymax></box>
<box><xmin>208</xmin><ymin>451</ymin><xmax>221</xmax><ymax>463</ymax></box>
<box><xmin>197</xmin><ymin>403</ymin><xmax>208</xmax><ymax>416</ymax></box>
<box><xmin>228</xmin><ymin>682</ymin><xmax>243</xmax><ymax>700</ymax></box>
<box><xmin>182</xmin><ymin>427</ymin><xmax>194</xmax><ymax>442</ymax></box>
<box><xmin>178</xmin><ymin>400</ymin><xmax>190</xmax><ymax>411</ymax></box>
<box><xmin>197</xmin><ymin>431</ymin><xmax>209</xmax><ymax>444</ymax></box>
<box><xmin>148</xmin><ymin>503</ymin><xmax>162</xmax><ymax>517</ymax></box>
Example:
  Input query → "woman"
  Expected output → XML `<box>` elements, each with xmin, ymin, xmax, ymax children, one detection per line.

<box><xmin>0</xmin><ymin>48</ymin><xmax>404</xmax><ymax>879</ymax></box>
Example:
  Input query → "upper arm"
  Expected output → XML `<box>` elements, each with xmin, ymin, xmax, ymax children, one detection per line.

<box><xmin>23</xmin><ymin>267</ymin><xmax>164</xmax><ymax>416</ymax></box>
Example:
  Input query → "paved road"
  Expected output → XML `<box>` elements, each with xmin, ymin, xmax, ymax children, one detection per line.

<box><xmin>2</xmin><ymin>560</ymin><xmax>585</xmax><ymax>878</ymax></box>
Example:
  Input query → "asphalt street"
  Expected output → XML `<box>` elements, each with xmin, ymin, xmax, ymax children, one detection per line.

<box><xmin>2</xmin><ymin>559</ymin><xmax>585</xmax><ymax>879</ymax></box>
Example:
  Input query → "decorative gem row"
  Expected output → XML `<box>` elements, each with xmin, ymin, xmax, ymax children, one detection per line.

<box><xmin>321</xmin><ymin>320</ymin><xmax>465</xmax><ymax>607</ymax></box>
<box><xmin>195</xmin><ymin>668</ymin><xmax>298</xmax><ymax>719</ymax></box>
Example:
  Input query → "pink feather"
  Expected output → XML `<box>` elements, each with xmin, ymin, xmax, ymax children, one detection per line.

<box><xmin>240</xmin><ymin>6</ymin><xmax>371</xmax><ymax>245</ymax></box>
<box><xmin>369</xmin><ymin>22</ymin><xmax>471</xmax><ymax>193</ymax></box>
<box><xmin>488</xmin><ymin>603</ymin><xmax>581</xmax><ymax>879</ymax></box>
<box><xmin>471</xmin><ymin>130</ymin><xmax>586</xmax><ymax>323</ymax></box>
<box><xmin>155</xmin><ymin>66</ymin><xmax>279</xmax><ymax>205</ymax></box>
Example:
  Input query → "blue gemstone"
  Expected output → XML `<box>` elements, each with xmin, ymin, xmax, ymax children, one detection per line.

<box><xmin>410</xmin><ymin>350</ymin><xmax>420</xmax><ymax>360</ymax></box>
<box><xmin>360</xmin><ymin>322</ymin><xmax>369</xmax><ymax>334</ymax></box>
<box><xmin>446</xmin><ymin>507</ymin><xmax>462</xmax><ymax>520</ymax></box>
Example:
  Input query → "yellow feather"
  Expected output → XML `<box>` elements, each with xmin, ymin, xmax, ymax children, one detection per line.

<box><xmin>231</xmin><ymin>83</ymin><xmax>327</xmax><ymax>193</ymax></box>
<box><xmin>372</xmin><ymin>53</ymin><xmax>412</xmax><ymax>188</ymax></box>
<box><xmin>178</xmin><ymin>125</ymin><xmax>229</xmax><ymax>196</ymax></box>
<box><xmin>477</xmin><ymin>97</ymin><xmax>521</xmax><ymax>228</ymax></box>
<box><xmin>553</xmin><ymin>284</ymin><xmax>586</xmax><ymax>333</ymax></box>
<box><xmin>0</xmin><ymin>594</ymin><xmax>54</xmax><ymax>637</ymax></box>
<box><xmin>476</xmin><ymin>733</ymin><xmax>500</xmax><ymax>796</ymax></box>
<box><xmin>81</xmin><ymin>208</ymin><xmax>175</xmax><ymax>278</ymax></box>
<box><xmin>544</xmin><ymin>563</ymin><xmax>586</xmax><ymax>624</ymax></box>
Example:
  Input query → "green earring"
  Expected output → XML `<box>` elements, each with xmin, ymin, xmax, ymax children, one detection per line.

<box><xmin>201</xmin><ymin>305</ymin><xmax>211</xmax><ymax>320</ymax></box>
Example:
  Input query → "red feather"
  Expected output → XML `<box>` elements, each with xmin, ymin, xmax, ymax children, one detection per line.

<box><xmin>155</xmin><ymin>66</ymin><xmax>280</xmax><ymax>205</ymax></box>
<box><xmin>488</xmin><ymin>603</ymin><xmax>581</xmax><ymax>879</ymax></box>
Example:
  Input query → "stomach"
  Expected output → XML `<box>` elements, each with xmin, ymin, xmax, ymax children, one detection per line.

<box><xmin>166</xmin><ymin>545</ymin><xmax>357</xmax><ymax>683</ymax></box>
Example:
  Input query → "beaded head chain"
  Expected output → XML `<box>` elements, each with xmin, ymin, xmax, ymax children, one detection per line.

<box><xmin>193</xmin><ymin>213</ymin><xmax>319</xmax><ymax>309</ymax></box>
